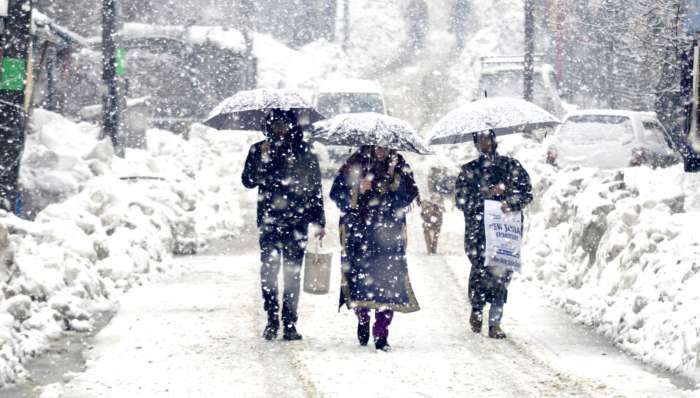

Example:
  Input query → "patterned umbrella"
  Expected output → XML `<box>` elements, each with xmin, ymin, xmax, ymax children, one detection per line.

<box><xmin>203</xmin><ymin>88</ymin><xmax>325</xmax><ymax>131</ymax></box>
<box><xmin>311</xmin><ymin>112</ymin><xmax>433</xmax><ymax>155</ymax></box>
<box><xmin>428</xmin><ymin>97</ymin><xmax>560</xmax><ymax>145</ymax></box>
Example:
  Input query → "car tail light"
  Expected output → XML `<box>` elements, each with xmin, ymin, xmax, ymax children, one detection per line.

<box><xmin>546</xmin><ymin>149</ymin><xmax>557</xmax><ymax>165</ymax></box>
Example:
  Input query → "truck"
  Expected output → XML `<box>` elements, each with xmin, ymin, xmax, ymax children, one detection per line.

<box><xmin>475</xmin><ymin>55</ymin><xmax>567</xmax><ymax>118</ymax></box>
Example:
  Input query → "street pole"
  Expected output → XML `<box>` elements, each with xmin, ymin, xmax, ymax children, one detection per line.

<box><xmin>524</xmin><ymin>0</ymin><xmax>535</xmax><ymax>102</ymax></box>
<box><xmin>0</xmin><ymin>0</ymin><xmax>32</xmax><ymax>213</ymax></box>
<box><xmin>342</xmin><ymin>0</ymin><xmax>349</xmax><ymax>53</ymax></box>
<box><xmin>326</xmin><ymin>0</ymin><xmax>337</xmax><ymax>42</ymax></box>
<box><xmin>102</xmin><ymin>0</ymin><xmax>125</xmax><ymax>157</ymax></box>
<box><xmin>239</xmin><ymin>0</ymin><xmax>257</xmax><ymax>89</ymax></box>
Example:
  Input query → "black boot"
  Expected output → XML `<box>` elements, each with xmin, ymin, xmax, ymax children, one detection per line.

<box><xmin>488</xmin><ymin>325</ymin><xmax>507</xmax><ymax>339</ymax></box>
<box><xmin>263</xmin><ymin>316</ymin><xmax>279</xmax><ymax>341</ymax></box>
<box><xmin>283</xmin><ymin>323</ymin><xmax>303</xmax><ymax>341</ymax></box>
<box><xmin>357</xmin><ymin>321</ymin><xmax>370</xmax><ymax>346</ymax></box>
<box><xmin>469</xmin><ymin>311</ymin><xmax>483</xmax><ymax>334</ymax></box>
<box><xmin>374</xmin><ymin>336</ymin><xmax>391</xmax><ymax>352</ymax></box>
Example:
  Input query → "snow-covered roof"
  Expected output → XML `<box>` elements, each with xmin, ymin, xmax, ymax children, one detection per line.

<box><xmin>32</xmin><ymin>10</ymin><xmax>90</xmax><ymax>47</ymax></box>
<box><xmin>116</xmin><ymin>23</ymin><xmax>247</xmax><ymax>54</ymax></box>
<box><xmin>317</xmin><ymin>79</ymin><xmax>384</xmax><ymax>94</ymax></box>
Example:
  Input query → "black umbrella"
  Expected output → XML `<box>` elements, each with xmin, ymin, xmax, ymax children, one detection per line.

<box><xmin>311</xmin><ymin>112</ymin><xmax>433</xmax><ymax>155</ymax></box>
<box><xmin>203</xmin><ymin>88</ymin><xmax>325</xmax><ymax>131</ymax></box>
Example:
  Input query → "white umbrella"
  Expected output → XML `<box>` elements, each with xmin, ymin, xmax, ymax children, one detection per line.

<box><xmin>311</xmin><ymin>112</ymin><xmax>433</xmax><ymax>155</ymax></box>
<box><xmin>428</xmin><ymin>97</ymin><xmax>560</xmax><ymax>145</ymax></box>
<box><xmin>203</xmin><ymin>88</ymin><xmax>325</xmax><ymax>131</ymax></box>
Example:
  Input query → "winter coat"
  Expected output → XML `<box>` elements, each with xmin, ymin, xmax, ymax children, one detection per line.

<box><xmin>242</xmin><ymin>130</ymin><xmax>326</xmax><ymax>231</ymax></box>
<box><xmin>678</xmin><ymin>140</ymin><xmax>700</xmax><ymax>173</ymax></box>
<box><xmin>455</xmin><ymin>153</ymin><xmax>532</xmax><ymax>304</ymax></box>
<box><xmin>330</xmin><ymin>151</ymin><xmax>420</xmax><ymax>313</ymax></box>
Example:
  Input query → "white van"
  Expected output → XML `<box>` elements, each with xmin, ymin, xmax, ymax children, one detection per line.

<box><xmin>476</xmin><ymin>56</ymin><xmax>567</xmax><ymax>118</ymax></box>
<box><xmin>313</xmin><ymin>79</ymin><xmax>388</xmax><ymax>176</ymax></box>
<box><xmin>314</xmin><ymin>79</ymin><xmax>387</xmax><ymax>117</ymax></box>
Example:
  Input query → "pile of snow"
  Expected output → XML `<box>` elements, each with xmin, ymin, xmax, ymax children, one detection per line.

<box><xmin>502</xmin><ymin>134</ymin><xmax>700</xmax><ymax>378</ymax></box>
<box><xmin>20</xmin><ymin>110</ymin><xmax>108</xmax><ymax>217</ymax></box>
<box><xmin>1</xmin><ymin>111</ymin><xmax>252</xmax><ymax>388</ymax></box>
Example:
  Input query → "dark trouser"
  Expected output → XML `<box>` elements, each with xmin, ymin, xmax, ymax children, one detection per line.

<box><xmin>468</xmin><ymin>254</ymin><xmax>512</xmax><ymax>327</ymax></box>
<box><xmin>259</xmin><ymin>224</ymin><xmax>308</xmax><ymax>327</ymax></box>
<box><xmin>354</xmin><ymin>308</ymin><xmax>394</xmax><ymax>339</ymax></box>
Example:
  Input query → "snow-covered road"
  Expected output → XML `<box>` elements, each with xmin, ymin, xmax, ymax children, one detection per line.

<box><xmin>51</xmin><ymin>206</ymin><xmax>694</xmax><ymax>398</ymax></box>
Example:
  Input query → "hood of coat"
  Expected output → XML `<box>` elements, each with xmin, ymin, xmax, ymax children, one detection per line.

<box><xmin>263</xmin><ymin>109</ymin><xmax>304</xmax><ymax>147</ymax></box>
<box><xmin>473</xmin><ymin>130</ymin><xmax>498</xmax><ymax>160</ymax></box>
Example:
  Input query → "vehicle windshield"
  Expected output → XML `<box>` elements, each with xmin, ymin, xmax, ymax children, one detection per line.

<box><xmin>316</xmin><ymin>93</ymin><xmax>385</xmax><ymax>117</ymax></box>
<box><xmin>641</xmin><ymin>120</ymin><xmax>671</xmax><ymax>149</ymax></box>
<box><xmin>558</xmin><ymin>115</ymin><xmax>634</xmax><ymax>143</ymax></box>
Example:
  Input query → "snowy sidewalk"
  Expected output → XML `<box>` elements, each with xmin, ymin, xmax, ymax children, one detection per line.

<box><xmin>52</xmin><ymin>244</ymin><xmax>694</xmax><ymax>397</ymax></box>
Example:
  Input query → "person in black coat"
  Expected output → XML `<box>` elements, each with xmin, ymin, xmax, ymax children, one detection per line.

<box><xmin>455</xmin><ymin>130</ymin><xmax>532</xmax><ymax>339</ymax></box>
<box><xmin>330</xmin><ymin>146</ymin><xmax>420</xmax><ymax>351</ymax></box>
<box><xmin>242</xmin><ymin>109</ymin><xmax>326</xmax><ymax>341</ymax></box>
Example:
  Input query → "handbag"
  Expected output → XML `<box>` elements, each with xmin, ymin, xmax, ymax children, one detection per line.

<box><xmin>303</xmin><ymin>239</ymin><xmax>333</xmax><ymax>295</ymax></box>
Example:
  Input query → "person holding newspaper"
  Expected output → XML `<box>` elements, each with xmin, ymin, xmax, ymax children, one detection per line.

<box><xmin>455</xmin><ymin>130</ymin><xmax>533</xmax><ymax>339</ymax></box>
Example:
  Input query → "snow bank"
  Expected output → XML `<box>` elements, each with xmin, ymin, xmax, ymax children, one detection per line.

<box><xmin>516</xmin><ymin>146</ymin><xmax>700</xmax><ymax>377</ymax></box>
<box><xmin>1</xmin><ymin>111</ymin><xmax>252</xmax><ymax>388</ymax></box>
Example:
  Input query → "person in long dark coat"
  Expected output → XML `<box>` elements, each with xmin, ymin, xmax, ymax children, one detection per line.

<box><xmin>242</xmin><ymin>109</ymin><xmax>326</xmax><ymax>341</ymax></box>
<box><xmin>330</xmin><ymin>146</ymin><xmax>420</xmax><ymax>351</ymax></box>
<box><xmin>455</xmin><ymin>130</ymin><xmax>532</xmax><ymax>339</ymax></box>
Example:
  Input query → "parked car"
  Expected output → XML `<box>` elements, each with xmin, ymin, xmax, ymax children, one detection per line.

<box><xmin>476</xmin><ymin>56</ymin><xmax>567</xmax><ymax>118</ymax></box>
<box><xmin>313</xmin><ymin>79</ymin><xmax>388</xmax><ymax>176</ymax></box>
<box><xmin>546</xmin><ymin>110</ymin><xmax>681</xmax><ymax>169</ymax></box>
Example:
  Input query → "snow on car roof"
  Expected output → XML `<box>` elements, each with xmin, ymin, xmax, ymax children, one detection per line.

<box><xmin>563</xmin><ymin>109</ymin><xmax>659</xmax><ymax>121</ymax></box>
<box><xmin>317</xmin><ymin>79</ymin><xmax>384</xmax><ymax>94</ymax></box>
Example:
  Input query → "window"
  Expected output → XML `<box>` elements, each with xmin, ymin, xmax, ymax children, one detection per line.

<box><xmin>316</xmin><ymin>93</ymin><xmax>385</xmax><ymax>118</ymax></box>
<box><xmin>558</xmin><ymin>115</ymin><xmax>634</xmax><ymax>145</ymax></box>
<box><xmin>642</xmin><ymin>120</ymin><xmax>671</xmax><ymax>149</ymax></box>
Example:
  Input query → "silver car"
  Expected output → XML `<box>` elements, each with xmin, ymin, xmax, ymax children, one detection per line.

<box><xmin>546</xmin><ymin>110</ymin><xmax>681</xmax><ymax>169</ymax></box>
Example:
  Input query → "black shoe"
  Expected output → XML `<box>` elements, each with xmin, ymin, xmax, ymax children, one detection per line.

<box><xmin>374</xmin><ymin>336</ymin><xmax>391</xmax><ymax>352</ymax></box>
<box><xmin>488</xmin><ymin>325</ymin><xmax>507</xmax><ymax>339</ymax></box>
<box><xmin>263</xmin><ymin>317</ymin><xmax>279</xmax><ymax>341</ymax></box>
<box><xmin>357</xmin><ymin>322</ymin><xmax>370</xmax><ymax>346</ymax></box>
<box><xmin>469</xmin><ymin>311</ymin><xmax>483</xmax><ymax>334</ymax></box>
<box><xmin>283</xmin><ymin>324</ymin><xmax>303</xmax><ymax>341</ymax></box>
